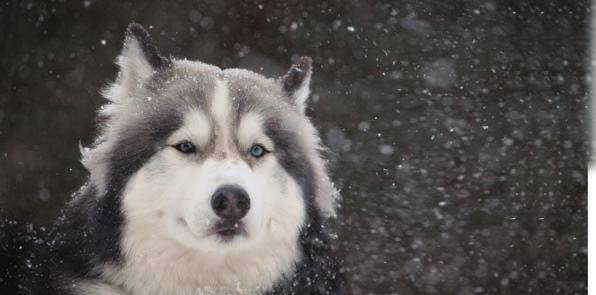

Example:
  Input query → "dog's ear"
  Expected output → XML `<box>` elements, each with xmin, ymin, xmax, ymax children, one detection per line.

<box><xmin>110</xmin><ymin>23</ymin><xmax>170</xmax><ymax>100</ymax></box>
<box><xmin>123</xmin><ymin>23</ymin><xmax>170</xmax><ymax>70</ymax></box>
<box><xmin>281</xmin><ymin>56</ymin><xmax>312</xmax><ymax>113</ymax></box>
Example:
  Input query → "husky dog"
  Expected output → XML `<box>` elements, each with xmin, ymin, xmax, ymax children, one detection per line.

<box><xmin>0</xmin><ymin>23</ymin><xmax>345</xmax><ymax>294</ymax></box>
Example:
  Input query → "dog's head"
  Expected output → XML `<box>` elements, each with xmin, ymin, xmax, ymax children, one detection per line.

<box><xmin>81</xmin><ymin>24</ymin><xmax>337</xmax><ymax>253</ymax></box>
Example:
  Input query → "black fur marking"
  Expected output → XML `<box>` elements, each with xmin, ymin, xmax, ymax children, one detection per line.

<box><xmin>0</xmin><ymin>219</ymin><xmax>43</xmax><ymax>294</ymax></box>
<box><xmin>125</xmin><ymin>22</ymin><xmax>171</xmax><ymax>69</ymax></box>
<box><xmin>281</xmin><ymin>56</ymin><xmax>312</xmax><ymax>94</ymax></box>
<box><xmin>264</xmin><ymin>120</ymin><xmax>347</xmax><ymax>294</ymax></box>
<box><xmin>0</xmin><ymin>193</ymin><xmax>100</xmax><ymax>295</ymax></box>
<box><xmin>92</xmin><ymin>110</ymin><xmax>184</xmax><ymax>264</ymax></box>
<box><xmin>0</xmin><ymin>108</ymin><xmax>184</xmax><ymax>294</ymax></box>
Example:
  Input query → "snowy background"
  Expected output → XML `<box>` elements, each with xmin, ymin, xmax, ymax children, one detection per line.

<box><xmin>0</xmin><ymin>0</ymin><xmax>588</xmax><ymax>294</ymax></box>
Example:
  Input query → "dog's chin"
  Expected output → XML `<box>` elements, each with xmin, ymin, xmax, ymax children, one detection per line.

<box><xmin>208</xmin><ymin>220</ymin><xmax>248</xmax><ymax>243</ymax></box>
<box><xmin>172</xmin><ymin>218</ymin><xmax>252</xmax><ymax>250</ymax></box>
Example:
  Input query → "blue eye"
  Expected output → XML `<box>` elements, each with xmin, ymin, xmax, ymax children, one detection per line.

<box><xmin>174</xmin><ymin>141</ymin><xmax>195</xmax><ymax>154</ymax></box>
<box><xmin>249</xmin><ymin>144</ymin><xmax>267</xmax><ymax>158</ymax></box>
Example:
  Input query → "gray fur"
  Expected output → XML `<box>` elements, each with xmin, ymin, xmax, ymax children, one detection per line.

<box><xmin>2</xmin><ymin>23</ymin><xmax>344</xmax><ymax>295</ymax></box>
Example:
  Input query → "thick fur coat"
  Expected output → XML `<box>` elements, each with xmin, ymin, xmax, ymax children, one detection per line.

<box><xmin>0</xmin><ymin>23</ymin><xmax>346</xmax><ymax>295</ymax></box>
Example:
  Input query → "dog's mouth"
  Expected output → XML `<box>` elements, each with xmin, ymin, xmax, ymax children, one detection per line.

<box><xmin>209</xmin><ymin>221</ymin><xmax>247</xmax><ymax>242</ymax></box>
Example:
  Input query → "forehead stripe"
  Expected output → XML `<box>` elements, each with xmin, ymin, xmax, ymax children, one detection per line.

<box><xmin>211</xmin><ymin>80</ymin><xmax>231</xmax><ymax>123</ymax></box>
<box><xmin>210</xmin><ymin>80</ymin><xmax>233</xmax><ymax>155</ymax></box>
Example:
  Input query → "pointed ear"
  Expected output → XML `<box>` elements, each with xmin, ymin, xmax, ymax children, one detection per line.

<box><xmin>281</xmin><ymin>56</ymin><xmax>312</xmax><ymax>113</ymax></box>
<box><xmin>123</xmin><ymin>23</ymin><xmax>170</xmax><ymax>68</ymax></box>
<box><xmin>111</xmin><ymin>23</ymin><xmax>170</xmax><ymax>100</ymax></box>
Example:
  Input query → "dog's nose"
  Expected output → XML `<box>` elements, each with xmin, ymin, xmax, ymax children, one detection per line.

<box><xmin>211</xmin><ymin>185</ymin><xmax>250</xmax><ymax>221</ymax></box>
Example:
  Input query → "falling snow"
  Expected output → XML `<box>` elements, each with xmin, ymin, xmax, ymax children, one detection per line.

<box><xmin>0</xmin><ymin>1</ymin><xmax>588</xmax><ymax>294</ymax></box>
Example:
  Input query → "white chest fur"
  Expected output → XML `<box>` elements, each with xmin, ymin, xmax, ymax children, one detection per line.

<box><xmin>95</xmin><ymin>222</ymin><xmax>301</xmax><ymax>295</ymax></box>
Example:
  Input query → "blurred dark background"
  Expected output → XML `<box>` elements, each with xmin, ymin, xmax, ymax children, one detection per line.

<box><xmin>0</xmin><ymin>0</ymin><xmax>588</xmax><ymax>294</ymax></box>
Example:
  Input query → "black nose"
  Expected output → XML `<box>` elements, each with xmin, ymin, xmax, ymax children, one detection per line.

<box><xmin>211</xmin><ymin>185</ymin><xmax>250</xmax><ymax>221</ymax></box>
